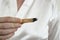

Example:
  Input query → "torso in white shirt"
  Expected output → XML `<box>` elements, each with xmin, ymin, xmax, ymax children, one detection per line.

<box><xmin>0</xmin><ymin>0</ymin><xmax>59</xmax><ymax>40</ymax></box>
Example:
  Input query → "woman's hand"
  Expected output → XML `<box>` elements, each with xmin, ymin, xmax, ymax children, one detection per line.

<box><xmin>0</xmin><ymin>17</ymin><xmax>22</xmax><ymax>40</ymax></box>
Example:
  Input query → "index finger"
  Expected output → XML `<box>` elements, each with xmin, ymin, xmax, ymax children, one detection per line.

<box><xmin>0</xmin><ymin>17</ymin><xmax>22</xmax><ymax>23</ymax></box>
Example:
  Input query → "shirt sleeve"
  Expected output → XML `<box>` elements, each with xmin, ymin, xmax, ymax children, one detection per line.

<box><xmin>48</xmin><ymin>0</ymin><xmax>59</xmax><ymax>40</ymax></box>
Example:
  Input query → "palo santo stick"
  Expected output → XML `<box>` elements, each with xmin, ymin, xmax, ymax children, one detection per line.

<box><xmin>20</xmin><ymin>18</ymin><xmax>37</xmax><ymax>24</ymax></box>
<box><xmin>0</xmin><ymin>17</ymin><xmax>37</xmax><ymax>24</ymax></box>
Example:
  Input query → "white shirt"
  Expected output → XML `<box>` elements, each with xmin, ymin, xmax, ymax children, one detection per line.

<box><xmin>0</xmin><ymin>0</ymin><xmax>59</xmax><ymax>40</ymax></box>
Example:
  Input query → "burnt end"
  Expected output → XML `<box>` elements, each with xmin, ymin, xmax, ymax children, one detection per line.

<box><xmin>32</xmin><ymin>18</ymin><xmax>37</xmax><ymax>22</ymax></box>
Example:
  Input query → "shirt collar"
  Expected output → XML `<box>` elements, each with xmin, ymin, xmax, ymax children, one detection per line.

<box><xmin>16</xmin><ymin>0</ymin><xmax>34</xmax><ymax>18</ymax></box>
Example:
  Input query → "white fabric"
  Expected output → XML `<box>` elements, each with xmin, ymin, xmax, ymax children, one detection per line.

<box><xmin>0</xmin><ymin>0</ymin><xmax>59</xmax><ymax>40</ymax></box>
<box><xmin>0</xmin><ymin>0</ymin><xmax>17</xmax><ymax>17</ymax></box>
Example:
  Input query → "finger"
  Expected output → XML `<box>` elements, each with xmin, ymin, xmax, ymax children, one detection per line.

<box><xmin>0</xmin><ymin>33</ymin><xmax>14</xmax><ymax>39</ymax></box>
<box><xmin>0</xmin><ymin>17</ymin><xmax>22</xmax><ymax>23</ymax></box>
<box><xmin>0</xmin><ymin>28</ymin><xmax>17</xmax><ymax>35</ymax></box>
<box><xmin>0</xmin><ymin>23</ymin><xmax>21</xmax><ymax>29</ymax></box>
